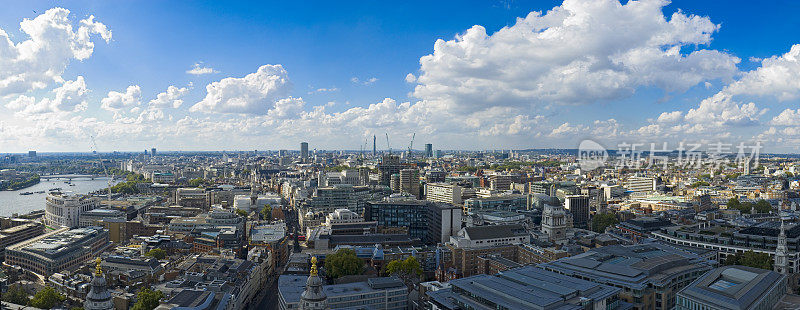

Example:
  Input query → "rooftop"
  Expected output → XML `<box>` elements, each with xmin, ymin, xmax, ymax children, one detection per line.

<box><xmin>678</xmin><ymin>265</ymin><xmax>786</xmax><ymax>310</ymax></box>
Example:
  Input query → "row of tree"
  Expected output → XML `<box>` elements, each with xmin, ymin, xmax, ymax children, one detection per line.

<box><xmin>727</xmin><ymin>198</ymin><xmax>773</xmax><ymax>214</ymax></box>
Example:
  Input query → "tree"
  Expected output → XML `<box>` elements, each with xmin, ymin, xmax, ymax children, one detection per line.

<box><xmin>385</xmin><ymin>256</ymin><xmax>423</xmax><ymax>288</ymax></box>
<box><xmin>132</xmin><ymin>288</ymin><xmax>164</xmax><ymax>310</ymax></box>
<box><xmin>234</xmin><ymin>209</ymin><xmax>248</xmax><ymax>217</ymax></box>
<box><xmin>28</xmin><ymin>287</ymin><xmax>65</xmax><ymax>309</ymax></box>
<box><xmin>591</xmin><ymin>213</ymin><xmax>619</xmax><ymax>233</ymax></box>
<box><xmin>753</xmin><ymin>200</ymin><xmax>773</xmax><ymax>214</ymax></box>
<box><xmin>145</xmin><ymin>248</ymin><xmax>167</xmax><ymax>260</ymax></box>
<box><xmin>2</xmin><ymin>284</ymin><xmax>29</xmax><ymax>305</ymax></box>
<box><xmin>324</xmin><ymin>249</ymin><xmax>364</xmax><ymax>279</ymax></box>
<box><xmin>188</xmin><ymin>178</ymin><xmax>207</xmax><ymax>187</ymax></box>
<box><xmin>261</xmin><ymin>204</ymin><xmax>273</xmax><ymax>221</ymax></box>
<box><xmin>724</xmin><ymin>250</ymin><xmax>772</xmax><ymax>270</ymax></box>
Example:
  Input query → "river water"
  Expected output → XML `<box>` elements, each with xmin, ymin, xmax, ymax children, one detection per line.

<box><xmin>0</xmin><ymin>176</ymin><xmax>121</xmax><ymax>217</ymax></box>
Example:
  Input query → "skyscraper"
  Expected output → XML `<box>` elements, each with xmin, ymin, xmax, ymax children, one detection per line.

<box><xmin>151</xmin><ymin>148</ymin><xmax>157</xmax><ymax>156</ymax></box>
<box><xmin>564</xmin><ymin>195</ymin><xmax>590</xmax><ymax>229</ymax></box>
<box><xmin>425</xmin><ymin>143</ymin><xmax>433</xmax><ymax>157</ymax></box>
<box><xmin>300</xmin><ymin>142</ymin><xmax>309</xmax><ymax>160</ymax></box>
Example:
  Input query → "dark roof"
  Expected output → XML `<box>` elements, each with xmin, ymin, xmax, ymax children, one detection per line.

<box><xmin>168</xmin><ymin>290</ymin><xmax>214</xmax><ymax>308</ymax></box>
<box><xmin>463</xmin><ymin>224</ymin><xmax>527</xmax><ymax>240</ymax></box>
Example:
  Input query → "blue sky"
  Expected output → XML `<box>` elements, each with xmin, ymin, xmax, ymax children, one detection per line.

<box><xmin>2</xmin><ymin>0</ymin><xmax>800</xmax><ymax>152</ymax></box>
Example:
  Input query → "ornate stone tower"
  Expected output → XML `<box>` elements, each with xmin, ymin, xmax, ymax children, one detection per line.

<box><xmin>541</xmin><ymin>200</ymin><xmax>569</xmax><ymax>245</ymax></box>
<box><xmin>84</xmin><ymin>258</ymin><xmax>114</xmax><ymax>310</ymax></box>
<box><xmin>775</xmin><ymin>220</ymin><xmax>789</xmax><ymax>274</ymax></box>
<box><xmin>300</xmin><ymin>256</ymin><xmax>327</xmax><ymax>310</ymax></box>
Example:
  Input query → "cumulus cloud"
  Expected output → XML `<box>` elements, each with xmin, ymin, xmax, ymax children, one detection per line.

<box><xmin>410</xmin><ymin>0</ymin><xmax>738</xmax><ymax>111</ymax></box>
<box><xmin>191</xmin><ymin>64</ymin><xmax>291</xmax><ymax>114</ymax></box>
<box><xmin>0</xmin><ymin>8</ymin><xmax>111</xmax><ymax>97</ymax></box>
<box><xmin>771</xmin><ymin>109</ymin><xmax>800</xmax><ymax>126</ymax></box>
<box><xmin>656</xmin><ymin>111</ymin><xmax>683</xmax><ymax>123</ymax></box>
<box><xmin>186</xmin><ymin>62</ymin><xmax>218</xmax><ymax>75</ymax></box>
<box><xmin>5</xmin><ymin>76</ymin><xmax>89</xmax><ymax>116</ymax></box>
<box><xmin>150</xmin><ymin>85</ymin><xmax>189</xmax><ymax>108</ymax></box>
<box><xmin>722</xmin><ymin>44</ymin><xmax>800</xmax><ymax>101</ymax></box>
<box><xmin>101</xmin><ymin>85</ymin><xmax>142</xmax><ymax>111</ymax></box>
<box><xmin>685</xmin><ymin>92</ymin><xmax>765</xmax><ymax>127</ymax></box>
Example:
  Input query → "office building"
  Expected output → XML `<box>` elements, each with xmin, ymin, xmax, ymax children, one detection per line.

<box><xmin>175</xmin><ymin>187</ymin><xmax>208</xmax><ymax>209</ymax></box>
<box><xmin>399</xmin><ymin>168</ymin><xmax>420</xmax><ymax>198</ymax></box>
<box><xmin>0</xmin><ymin>220</ymin><xmax>43</xmax><ymax>261</ymax></box>
<box><xmin>425</xmin><ymin>183</ymin><xmax>463</xmax><ymax>205</ymax></box>
<box><xmin>564</xmin><ymin>195</ymin><xmax>590</xmax><ymax>229</ymax></box>
<box><xmin>5</xmin><ymin>226</ymin><xmax>110</xmax><ymax>276</ymax></box>
<box><xmin>150</xmin><ymin>148</ymin><xmax>157</xmax><ymax>156</ymax></box>
<box><xmin>365</xmin><ymin>200</ymin><xmax>462</xmax><ymax>245</ymax></box>
<box><xmin>463</xmin><ymin>194</ymin><xmax>527</xmax><ymax>213</ymax></box>
<box><xmin>300</xmin><ymin>142</ymin><xmax>309</xmax><ymax>161</ymax></box>
<box><xmin>28</xmin><ymin>150</ymin><xmax>37</xmax><ymax>157</ymax></box>
<box><xmin>540</xmin><ymin>243</ymin><xmax>714</xmax><ymax>310</ymax></box>
<box><xmin>676</xmin><ymin>265</ymin><xmax>786</xmax><ymax>310</ymax></box>
<box><xmin>378</xmin><ymin>155</ymin><xmax>404</xmax><ymax>186</ymax></box>
<box><xmin>488</xmin><ymin>174</ymin><xmax>514</xmax><ymax>190</ymax></box>
<box><xmin>79</xmin><ymin>209</ymin><xmax>126</xmax><ymax>227</ymax></box>
<box><xmin>304</xmin><ymin>184</ymin><xmax>376</xmax><ymax>215</ymax></box>
<box><xmin>45</xmin><ymin>191</ymin><xmax>101</xmax><ymax>228</ymax></box>
<box><xmin>278</xmin><ymin>274</ymin><xmax>408</xmax><ymax>310</ymax></box>
<box><xmin>625</xmin><ymin>176</ymin><xmax>657</xmax><ymax>194</ymax></box>
<box><xmin>427</xmin><ymin>266</ymin><xmax>627</xmax><ymax>310</ymax></box>
<box><xmin>425</xmin><ymin>143</ymin><xmax>433</xmax><ymax>157</ymax></box>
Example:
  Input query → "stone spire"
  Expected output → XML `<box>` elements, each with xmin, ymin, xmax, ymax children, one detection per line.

<box><xmin>300</xmin><ymin>256</ymin><xmax>327</xmax><ymax>310</ymax></box>
<box><xmin>775</xmin><ymin>219</ymin><xmax>789</xmax><ymax>274</ymax></box>
<box><xmin>84</xmin><ymin>258</ymin><xmax>114</xmax><ymax>310</ymax></box>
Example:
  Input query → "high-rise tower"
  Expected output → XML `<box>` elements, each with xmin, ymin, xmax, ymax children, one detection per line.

<box><xmin>300</xmin><ymin>142</ymin><xmax>309</xmax><ymax>161</ymax></box>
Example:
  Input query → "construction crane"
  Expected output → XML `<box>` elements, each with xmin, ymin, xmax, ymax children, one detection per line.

<box><xmin>408</xmin><ymin>133</ymin><xmax>415</xmax><ymax>157</ymax></box>
<box><xmin>385</xmin><ymin>133</ymin><xmax>391</xmax><ymax>154</ymax></box>
<box><xmin>89</xmin><ymin>136</ymin><xmax>112</xmax><ymax>200</ymax></box>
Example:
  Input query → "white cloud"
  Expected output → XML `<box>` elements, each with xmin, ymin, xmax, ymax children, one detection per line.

<box><xmin>725</xmin><ymin>44</ymin><xmax>800</xmax><ymax>101</ymax></box>
<box><xmin>656</xmin><ymin>111</ymin><xmax>683</xmax><ymax>123</ymax></box>
<box><xmin>101</xmin><ymin>85</ymin><xmax>142</xmax><ymax>111</ymax></box>
<box><xmin>771</xmin><ymin>109</ymin><xmax>800</xmax><ymax>126</ymax></box>
<box><xmin>191</xmin><ymin>64</ymin><xmax>291</xmax><ymax>114</ymax></box>
<box><xmin>405</xmin><ymin>73</ymin><xmax>416</xmax><ymax>83</ymax></box>
<box><xmin>685</xmin><ymin>92</ymin><xmax>765</xmax><ymax>127</ymax></box>
<box><xmin>0</xmin><ymin>8</ymin><xmax>111</xmax><ymax>97</ymax></box>
<box><xmin>410</xmin><ymin>0</ymin><xmax>738</xmax><ymax>111</ymax></box>
<box><xmin>186</xmin><ymin>62</ymin><xmax>218</xmax><ymax>75</ymax></box>
<box><xmin>4</xmin><ymin>76</ymin><xmax>89</xmax><ymax>116</ymax></box>
<box><xmin>150</xmin><ymin>85</ymin><xmax>189</xmax><ymax>108</ymax></box>
<box><xmin>351</xmin><ymin>77</ymin><xmax>379</xmax><ymax>85</ymax></box>
<box><xmin>309</xmin><ymin>87</ymin><xmax>339</xmax><ymax>94</ymax></box>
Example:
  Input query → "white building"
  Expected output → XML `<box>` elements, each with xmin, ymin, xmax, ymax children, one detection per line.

<box><xmin>45</xmin><ymin>192</ymin><xmax>101</xmax><ymax>228</ymax></box>
<box><xmin>625</xmin><ymin>176</ymin><xmax>657</xmax><ymax>194</ymax></box>
<box><xmin>425</xmin><ymin>183</ymin><xmax>463</xmax><ymax>205</ymax></box>
<box><xmin>233</xmin><ymin>193</ymin><xmax>281</xmax><ymax>212</ymax></box>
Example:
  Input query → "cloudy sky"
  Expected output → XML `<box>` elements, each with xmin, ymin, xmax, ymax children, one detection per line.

<box><xmin>2</xmin><ymin>0</ymin><xmax>800</xmax><ymax>153</ymax></box>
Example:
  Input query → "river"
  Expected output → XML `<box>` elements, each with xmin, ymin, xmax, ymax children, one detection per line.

<box><xmin>0</xmin><ymin>176</ymin><xmax>121</xmax><ymax>217</ymax></box>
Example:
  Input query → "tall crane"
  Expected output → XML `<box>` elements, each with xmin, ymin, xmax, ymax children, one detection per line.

<box><xmin>89</xmin><ymin>136</ymin><xmax>112</xmax><ymax>200</ymax></box>
<box><xmin>408</xmin><ymin>133</ymin><xmax>415</xmax><ymax>157</ymax></box>
<box><xmin>385</xmin><ymin>133</ymin><xmax>391</xmax><ymax>154</ymax></box>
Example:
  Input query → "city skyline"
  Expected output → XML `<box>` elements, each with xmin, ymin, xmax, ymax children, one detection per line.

<box><xmin>3</xmin><ymin>0</ymin><xmax>800</xmax><ymax>152</ymax></box>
